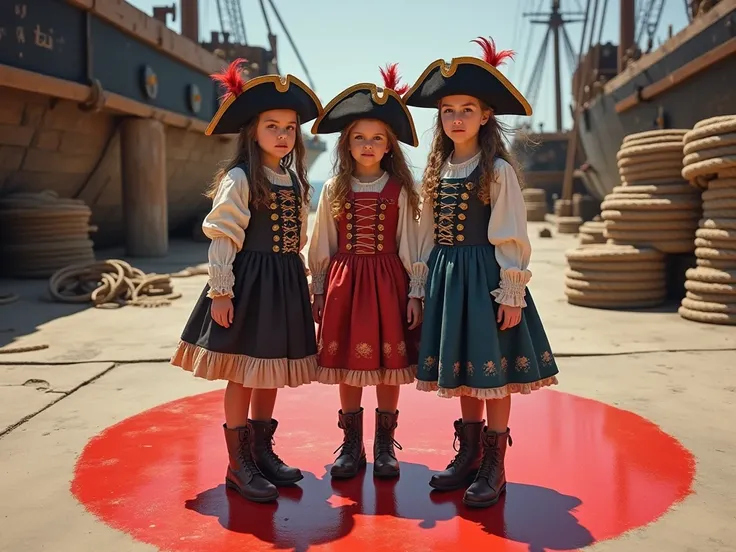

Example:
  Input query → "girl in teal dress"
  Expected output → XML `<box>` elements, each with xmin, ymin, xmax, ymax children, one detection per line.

<box><xmin>403</xmin><ymin>37</ymin><xmax>559</xmax><ymax>508</ymax></box>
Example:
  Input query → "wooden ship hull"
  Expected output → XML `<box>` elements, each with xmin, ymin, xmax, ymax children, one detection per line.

<box><xmin>511</xmin><ymin>130</ymin><xmax>587</xmax><ymax>208</ymax></box>
<box><xmin>0</xmin><ymin>0</ymin><xmax>324</xmax><ymax>250</ymax></box>
<box><xmin>574</xmin><ymin>0</ymin><xmax>736</xmax><ymax>201</ymax></box>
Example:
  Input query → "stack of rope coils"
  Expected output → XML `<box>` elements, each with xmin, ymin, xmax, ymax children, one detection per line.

<box><xmin>602</xmin><ymin>130</ymin><xmax>701</xmax><ymax>254</ymax></box>
<box><xmin>522</xmin><ymin>188</ymin><xmax>547</xmax><ymax>222</ymax></box>
<box><xmin>0</xmin><ymin>191</ymin><xmax>95</xmax><ymax>277</ymax></box>
<box><xmin>679</xmin><ymin>115</ymin><xmax>736</xmax><ymax>326</ymax></box>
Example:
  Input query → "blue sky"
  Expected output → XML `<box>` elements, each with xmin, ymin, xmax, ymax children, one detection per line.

<box><xmin>132</xmin><ymin>0</ymin><xmax>690</xmax><ymax>181</ymax></box>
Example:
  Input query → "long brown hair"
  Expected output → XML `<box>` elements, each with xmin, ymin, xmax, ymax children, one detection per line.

<box><xmin>206</xmin><ymin>115</ymin><xmax>312</xmax><ymax>208</ymax></box>
<box><xmin>421</xmin><ymin>102</ymin><xmax>525</xmax><ymax>205</ymax></box>
<box><xmin>329</xmin><ymin>119</ymin><xmax>420</xmax><ymax>220</ymax></box>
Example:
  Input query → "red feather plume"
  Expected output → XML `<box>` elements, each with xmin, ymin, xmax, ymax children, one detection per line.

<box><xmin>472</xmin><ymin>37</ymin><xmax>515</xmax><ymax>68</ymax></box>
<box><xmin>210</xmin><ymin>58</ymin><xmax>247</xmax><ymax>100</ymax></box>
<box><xmin>379</xmin><ymin>63</ymin><xmax>409</xmax><ymax>96</ymax></box>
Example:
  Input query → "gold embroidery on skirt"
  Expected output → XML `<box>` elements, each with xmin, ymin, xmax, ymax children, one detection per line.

<box><xmin>355</xmin><ymin>342</ymin><xmax>373</xmax><ymax>359</ymax></box>
<box><xmin>382</xmin><ymin>342</ymin><xmax>392</xmax><ymax>357</ymax></box>
<box><xmin>397</xmin><ymin>341</ymin><xmax>407</xmax><ymax>357</ymax></box>
<box><xmin>453</xmin><ymin>361</ymin><xmax>461</xmax><ymax>376</ymax></box>
<box><xmin>515</xmin><ymin>356</ymin><xmax>531</xmax><ymax>373</ymax></box>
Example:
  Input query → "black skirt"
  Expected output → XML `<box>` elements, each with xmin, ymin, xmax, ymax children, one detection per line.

<box><xmin>172</xmin><ymin>249</ymin><xmax>317</xmax><ymax>388</ymax></box>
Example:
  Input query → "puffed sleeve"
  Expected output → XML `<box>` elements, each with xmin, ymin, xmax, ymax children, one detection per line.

<box><xmin>416</xmin><ymin>189</ymin><xmax>436</xmax><ymax>267</ymax></box>
<box><xmin>395</xmin><ymin>187</ymin><xmax>429</xmax><ymax>298</ymax></box>
<box><xmin>201</xmin><ymin>167</ymin><xmax>250</xmax><ymax>299</ymax></box>
<box><xmin>488</xmin><ymin>159</ymin><xmax>532</xmax><ymax>308</ymax></box>
<box><xmin>307</xmin><ymin>179</ymin><xmax>339</xmax><ymax>294</ymax></box>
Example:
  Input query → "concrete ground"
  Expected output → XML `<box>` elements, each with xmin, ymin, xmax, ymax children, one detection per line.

<box><xmin>0</xmin><ymin>220</ymin><xmax>734</xmax><ymax>551</ymax></box>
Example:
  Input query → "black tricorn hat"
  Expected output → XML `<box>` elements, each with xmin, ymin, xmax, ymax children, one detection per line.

<box><xmin>403</xmin><ymin>37</ymin><xmax>532</xmax><ymax>117</ymax></box>
<box><xmin>311</xmin><ymin>63</ymin><xmax>418</xmax><ymax>146</ymax></box>
<box><xmin>205</xmin><ymin>58</ymin><xmax>323</xmax><ymax>135</ymax></box>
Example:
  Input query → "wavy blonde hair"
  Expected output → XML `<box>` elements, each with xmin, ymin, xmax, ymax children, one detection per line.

<box><xmin>329</xmin><ymin>120</ymin><xmax>420</xmax><ymax>220</ymax></box>
<box><xmin>206</xmin><ymin>115</ymin><xmax>311</xmax><ymax>208</ymax></box>
<box><xmin>421</xmin><ymin>102</ymin><xmax>524</xmax><ymax>205</ymax></box>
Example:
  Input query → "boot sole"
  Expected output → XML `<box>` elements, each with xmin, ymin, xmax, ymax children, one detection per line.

<box><xmin>225</xmin><ymin>478</ymin><xmax>279</xmax><ymax>503</ymax></box>
<box><xmin>330</xmin><ymin>456</ymin><xmax>367</xmax><ymax>480</ymax></box>
<box><xmin>462</xmin><ymin>483</ymin><xmax>507</xmax><ymax>509</ymax></box>
<box><xmin>428</xmin><ymin>470</ymin><xmax>479</xmax><ymax>492</ymax></box>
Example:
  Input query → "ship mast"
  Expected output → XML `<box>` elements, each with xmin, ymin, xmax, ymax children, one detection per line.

<box><xmin>523</xmin><ymin>0</ymin><xmax>586</xmax><ymax>132</ymax></box>
<box><xmin>619</xmin><ymin>0</ymin><xmax>636</xmax><ymax>71</ymax></box>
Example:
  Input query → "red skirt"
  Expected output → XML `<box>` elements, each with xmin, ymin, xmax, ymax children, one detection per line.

<box><xmin>316</xmin><ymin>252</ymin><xmax>419</xmax><ymax>386</ymax></box>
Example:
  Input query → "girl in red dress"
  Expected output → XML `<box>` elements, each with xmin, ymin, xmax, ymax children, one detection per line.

<box><xmin>308</xmin><ymin>65</ymin><xmax>427</xmax><ymax>479</ymax></box>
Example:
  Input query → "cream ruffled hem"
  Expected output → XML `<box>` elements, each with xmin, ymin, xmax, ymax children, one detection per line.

<box><xmin>171</xmin><ymin>340</ymin><xmax>316</xmax><ymax>388</ymax></box>
<box><xmin>314</xmin><ymin>365</ymin><xmax>417</xmax><ymax>387</ymax></box>
<box><xmin>416</xmin><ymin>375</ymin><xmax>558</xmax><ymax>399</ymax></box>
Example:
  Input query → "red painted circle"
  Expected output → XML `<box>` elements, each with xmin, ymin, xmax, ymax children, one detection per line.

<box><xmin>71</xmin><ymin>387</ymin><xmax>694</xmax><ymax>551</ymax></box>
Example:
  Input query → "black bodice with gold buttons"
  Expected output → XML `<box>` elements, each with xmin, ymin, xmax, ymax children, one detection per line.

<box><xmin>432</xmin><ymin>166</ymin><xmax>490</xmax><ymax>247</ymax></box>
<box><xmin>240</xmin><ymin>167</ymin><xmax>302</xmax><ymax>255</ymax></box>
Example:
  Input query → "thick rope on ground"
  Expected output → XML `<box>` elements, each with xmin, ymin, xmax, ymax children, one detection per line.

<box><xmin>679</xmin><ymin>306</ymin><xmax>736</xmax><ymax>325</ymax></box>
<box><xmin>49</xmin><ymin>259</ymin><xmax>184</xmax><ymax>308</ymax></box>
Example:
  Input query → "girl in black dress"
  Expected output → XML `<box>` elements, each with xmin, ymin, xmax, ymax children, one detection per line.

<box><xmin>171</xmin><ymin>59</ymin><xmax>323</xmax><ymax>503</ymax></box>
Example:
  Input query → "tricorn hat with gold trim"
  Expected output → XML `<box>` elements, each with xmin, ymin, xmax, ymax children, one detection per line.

<box><xmin>311</xmin><ymin>64</ymin><xmax>418</xmax><ymax>146</ymax></box>
<box><xmin>205</xmin><ymin>58</ymin><xmax>323</xmax><ymax>135</ymax></box>
<box><xmin>403</xmin><ymin>37</ymin><xmax>532</xmax><ymax>116</ymax></box>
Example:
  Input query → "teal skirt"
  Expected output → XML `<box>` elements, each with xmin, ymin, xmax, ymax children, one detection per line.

<box><xmin>417</xmin><ymin>244</ymin><xmax>559</xmax><ymax>399</ymax></box>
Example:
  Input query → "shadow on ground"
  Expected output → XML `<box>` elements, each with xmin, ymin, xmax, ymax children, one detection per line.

<box><xmin>186</xmin><ymin>462</ymin><xmax>594</xmax><ymax>552</ymax></box>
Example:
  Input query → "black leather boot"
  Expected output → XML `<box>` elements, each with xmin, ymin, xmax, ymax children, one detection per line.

<box><xmin>463</xmin><ymin>427</ymin><xmax>512</xmax><ymax>508</ymax></box>
<box><xmin>373</xmin><ymin>409</ymin><xmax>402</xmax><ymax>478</ymax></box>
<box><xmin>330</xmin><ymin>408</ymin><xmax>366</xmax><ymax>479</ymax></box>
<box><xmin>429</xmin><ymin>419</ymin><xmax>484</xmax><ymax>491</ymax></box>
<box><xmin>249</xmin><ymin>418</ymin><xmax>304</xmax><ymax>486</ymax></box>
<box><xmin>223</xmin><ymin>423</ymin><xmax>279</xmax><ymax>502</ymax></box>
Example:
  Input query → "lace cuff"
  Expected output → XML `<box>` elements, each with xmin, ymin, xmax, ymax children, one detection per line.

<box><xmin>206</xmin><ymin>264</ymin><xmax>235</xmax><ymax>299</ymax></box>
<box><xmin>490</xmin><ymin>268</ymin><xmax>531</xmax><ymax>308</ymax></box>
<box><xmin>408</xmin><ymin>262</ymin><xmax>429</xmax><ymax>299</ymax></box>
<box><xmin>310</xmin><ymin>272</ymin><xmax>327</xmax><ymax>295</ymax></box>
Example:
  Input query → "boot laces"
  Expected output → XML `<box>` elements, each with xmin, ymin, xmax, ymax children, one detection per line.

<box><xmin>264</xmin><ymin>436</ymin><xmax>285</xmax><ymax>466</ymax></box>
<box><xmin>239</xmin><ymin>431</ymin><xmax>263</xmax><ymax>474</ymax></box>
<box><xmin>375</xmin><ymin>427</ymin><xmax>402</xmax><ymax>455</ymax></box>
<box><xmin>446</xmin><ymin>431</ymin><xmax>468</xmax><ymax>469</ymax></box>
<box><xmin>333</xmin><ymin>426</ymin><xmax>361</xmax><ymax>459</ymax></box>
<box><xmin>477</xmin><ymin>444</ymin><xmax>500</xmax><ymax>481</ymax></box>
